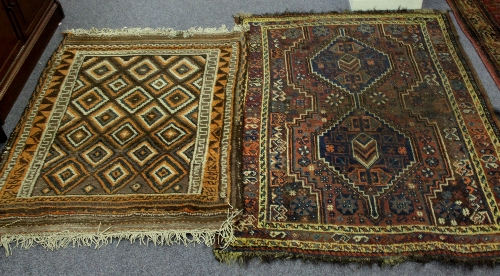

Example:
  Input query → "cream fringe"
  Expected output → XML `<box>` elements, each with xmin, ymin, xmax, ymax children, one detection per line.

<box><xmin>64</xmin><ymin>25</ymin><xmax>248</xmax><ymax>38</ymax></box>
<box><xmin>1</xmin><ymin>210</ymin><xmax>240</xmax><ymax>256</ymax></box>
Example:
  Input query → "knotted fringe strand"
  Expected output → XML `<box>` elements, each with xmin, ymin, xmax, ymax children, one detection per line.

<box><xmin>1</xmin><ymin>210</ymin><xmax>240</xmax><ymax>256</ymax></box>
<box><xmin>64</xmin><ymin>25</ymin><xmax>248</xmax><ymax>38</ymax></box>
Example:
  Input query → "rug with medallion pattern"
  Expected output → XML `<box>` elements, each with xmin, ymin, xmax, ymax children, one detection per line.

<box><xmin>447</xmin><ymin>0</ymin><xmax>500</xmax><ymax>89</ymax></box>
<box><xmin>0</xmin><ymin>28</ymin><xmax>245</xmax><ymax>255</ymax></box>
<box><xmin>213</xmin><ymin>11</ymin><xmax>500</xmax><ymax>264</ymax></box>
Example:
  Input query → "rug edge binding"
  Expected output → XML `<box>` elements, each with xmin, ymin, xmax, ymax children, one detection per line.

<box><xmin>212</xmin><ymin>249</ymin><xmax>500</xmax><ymax>266</ymax></box>
<box><xmin>232</xmin><ymin>9</ymin><xmax>443</xmax><ymax>23</ymax></box>
<box><xmin>445</xmin><ymin>0</ymin><xmax>500</xmax><ymax>90</ymax></box>
<box><xmin>64</xmin><ymin>25</ymin><xmax>248</xmax><ymax>38</ymax></box>
<box><xmin>0</xmin><ymin>210</ymin><xmax>240</xmax><ymax>257</ymax></box>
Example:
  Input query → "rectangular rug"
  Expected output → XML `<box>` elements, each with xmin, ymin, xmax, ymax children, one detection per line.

<box><xmin>446</xmin><ymin>0</ymin><xmax>500</xmax><ymax>89</ymax></box>
<box><xmin>0</xmin><ymin>27</ymin><xmax>245</xmax><ymax>255</ymax></box>
<box><xmin>213</xmin><ymin>11</ymin><xmax>500</xmax><ymax>264</ymax></box>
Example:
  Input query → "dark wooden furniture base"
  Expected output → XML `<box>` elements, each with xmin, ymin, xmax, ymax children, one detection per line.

<box><xmin>0</xmin><ymin>1</ymin><xmax>64</xmax><ymax>143</ymax></box>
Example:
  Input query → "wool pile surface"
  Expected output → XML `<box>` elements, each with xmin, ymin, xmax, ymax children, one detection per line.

<box><xmin>214</xmin><ymin>11</ymin><xmax>500</xmax><ymax>264</ymax></box>
<box><xmin>447</xmin><ymin>0</ymin><xmax>500</xmax><ymax>88</ymax></box>
<box><xmin>0</xmin><ymin>29</ymin><xmax>245</xmax><ymax>255</ymax></box>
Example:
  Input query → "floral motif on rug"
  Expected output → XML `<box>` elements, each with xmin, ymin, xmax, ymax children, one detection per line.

<box><xmin>213</xmin><ymin>12</ymin><xmax>500</xmax><ymax>264</ymax></box>
<box><xmin>0</xmin><ymin>29</ymin><xmax>245</xmax><ymax>255</ymax></box>
<box><xmin>447</xmin><ymin>0</ymin><xmax>500</xmax><ymax>89</ymax></box>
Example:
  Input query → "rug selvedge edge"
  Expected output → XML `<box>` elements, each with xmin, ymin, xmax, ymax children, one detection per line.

<box><xmin>212</xmin><ymin>249</ymin><xmax>500</xmax><ymax>266</ymax></box>
<box><xmin>233</xmin><ymin>9</ymin><xmax>443</xmax><ymax>25</ymax></box>
<box><xmin>64</xmin><ymin>25</ymin><xmax>249</xmax><ymax>39</ymax></box>
<box><xmin>445</xmin><ymin>0</ymin><xmax>500</xmax><ymax>90</ymax></box>
<box><xmin>0</xmin><ymin>209</ymin><xmax>240</xmax><ymax>257</ymax></box>
<box><xmin>439</xmin><ymin>11</ymin><xmax>500</xmax><ymax>136</ymax></box>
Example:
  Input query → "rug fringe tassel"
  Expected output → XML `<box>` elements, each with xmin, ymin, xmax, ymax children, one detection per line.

<box><xmin>64</xmin><ymin>25</ymin><xmax>248</xmax><ymax>38</ymax></box>
<box><xmin>1</xmin><ymin>210</ymin><xmax>240</xmax><ymax>256</ymax></box>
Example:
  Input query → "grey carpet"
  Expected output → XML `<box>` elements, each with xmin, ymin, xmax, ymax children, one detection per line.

<box><xmin>0</xmin><ymin>0</ymin><xmax>499</xmax><ymax>274</ymax></box>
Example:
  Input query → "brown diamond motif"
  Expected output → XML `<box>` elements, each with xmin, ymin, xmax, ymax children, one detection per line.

<box><xmin>95</xmin><ymin>157</ymin><xmax>137</xmax><ymax>194</ymax></box>
<box><xmin>142</xmin><ymin>154</ymin><xmax>187</xmax><ymax>193</ymax></box>
<box><xmin>117</xmin><ymin>87</ymin><xmax>154</xmax><ymax>114</ymax></box>
<box><xmin>159</xmin><ymin>85</ymin><xmax>196</xmax><ymax>113</ymax></box>
<box><xmin>155</xmin><ymin>121</ymin><xmax>187</xmax><ymax>147</ymax></box>
<box><xmin>43</xmin><ymin>158</ymin><xmax>88</xmax><ymax>195</ymax></box>
<box><xmin>109</xmin><ymin>121</ymin><xmax>140</xmax><ymax>147</ymax></box>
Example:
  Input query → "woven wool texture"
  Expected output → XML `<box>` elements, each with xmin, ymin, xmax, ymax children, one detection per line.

<box><xmin>0</xmin><ymin>30</ymin><xmax>245</xmax><ymax>255</ymax></box>
<box><xmin>214</xmin><ymin>11</ymin><xmax>500</xmax><ymax>264</ymax></box>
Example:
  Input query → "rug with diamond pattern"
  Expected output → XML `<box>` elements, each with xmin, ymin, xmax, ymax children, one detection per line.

<box><xmin>0</xmin><ymin>30</ymin><xmax>244</xmax><ymax>254</ymax></box>
<box><xmin>213</xmin><ymin>12</ymin><xmax>500</xmax><ymax>264</ymax></box>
